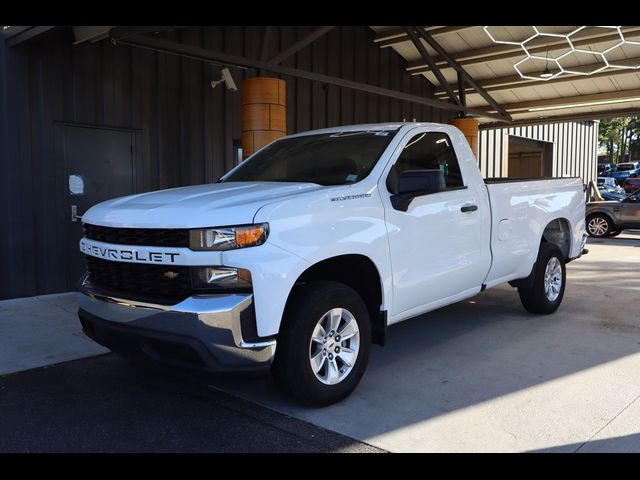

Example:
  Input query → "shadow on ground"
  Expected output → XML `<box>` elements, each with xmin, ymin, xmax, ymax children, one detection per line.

<box><xmin>0</xmin><ymin>354</ymin><xmax>382</xmax><ymax>453</ymax></box>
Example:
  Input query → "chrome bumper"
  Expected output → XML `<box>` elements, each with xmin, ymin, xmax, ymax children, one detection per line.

<box><xmin>77</xmin><ymin>274</ymin><xmax>276</xmax><ymax>373</ymax></box>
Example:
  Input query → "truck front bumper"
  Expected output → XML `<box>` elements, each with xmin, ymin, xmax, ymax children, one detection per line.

<box><xmin>77</xmin><ymin>274</ymin><xmax>276</xmax><ymax>374</ymax></box>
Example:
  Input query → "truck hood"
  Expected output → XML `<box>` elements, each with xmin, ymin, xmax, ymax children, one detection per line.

<box><xmin>82</xmin><ymin>182</ymin><xmax>323</xmax><ymax>228</ymax></box>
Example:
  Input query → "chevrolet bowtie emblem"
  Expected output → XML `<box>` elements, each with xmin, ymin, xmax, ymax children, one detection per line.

<box><xmin>163</xmin><ymin>271</ymin><xmax>179</xmax><ymax>280</ymax></box>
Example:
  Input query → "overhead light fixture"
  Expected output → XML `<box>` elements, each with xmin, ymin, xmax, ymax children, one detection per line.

<box><xmin>483</xmin><ymin>26</ymin><xmax>640</xmax><ymax>81</ymax></box>
<box><xmin>540</xmin><ymin>66</ymin><xmax>553</xmax><ymax>78</ymax></box>
<box><xmin>529</xmin><ymin>96</ymin><xmax>640</xmax><ymax>112</ymax></box>
<box><xmin>540</xmin><ymin>46</ymin><xmax>553</xmax><ymax>78</ymax></box>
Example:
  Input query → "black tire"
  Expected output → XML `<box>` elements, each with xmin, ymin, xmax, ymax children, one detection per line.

<box><xmin>608</xmin><ymin>230</ymin><xmax>622</xmax><ymax>237</ymax></box>
<box><xmin>518</xmin><ymin>243</ymin><xmax>566</xmax><ymax>315</ymax></box>
<box><xmin>586</xmin><ymin>213</ymin><xmax>613</xmax><ymax>238</ymax></box>
<box><xmin>272</xmin><ymin>281</ymin><xmax>371</xmax><ymax>407</ymax></box>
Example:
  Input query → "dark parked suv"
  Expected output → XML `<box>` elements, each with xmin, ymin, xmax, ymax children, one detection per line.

<box><xmin>586</xmin><ymin>190</ymin><xmax>640</xmax><ymax>237</ymax></box>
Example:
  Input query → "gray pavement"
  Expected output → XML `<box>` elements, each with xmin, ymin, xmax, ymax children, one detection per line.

<box><xmin>0</xmin><ymin>292</ymin><xmax>107</xmax><ymax>375</ymax></box>
<box><xmin>1</xmin><ymin>231</ymin><xmax>639</xmax><ymax>452</ymax></box>
<box><xmin>0</xmin><ymin>354</ymin><xmax>382</xmax><ymax>452</ymax></box>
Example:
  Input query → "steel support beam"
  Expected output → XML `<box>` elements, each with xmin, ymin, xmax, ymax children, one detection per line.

<box><xmin>434</xmin><ymin>61</ymin><xmax>640</xmax><ymax>96</ymax></box>
<box><xmin>414</xmin><ymin>27</ymin><xmax>512</xmax><ymax>121</ymax></box>
<box><xmin>404</xmin><ymin>27</ymin><xmax>462</xmax><ymax>106</ymax></box>
<box><xmin>109</xmin><ymin>26</ymin><xmax>182</xmax><ymax>41</ymax></box>
<box><xmin>480</xmin><ymin>108</ymin><xmax>640</xmax><ymax>129</ymax></box>
<box><xmin>259</xmin><ymin>26</ymin><xmax>273</xmax><ymax>75</ymax></box>
<box><xmin>6</xmin><ymin>26</ymin><xmax>56</xmax><ymax>47</ymax></box>
<box><xmin>268</xmin><ymin>26</ymin><xmax>335</xmax><ymax>65</ymax></box>
<box><xmin>113</xmin><ymin>33</ymin><xmax>510</xmax><ymax>122</ymax></box>
<box><xmin>478</xmin><ymin>88</ymin><xmax>640</xmax><ymax>113</ymax></box>
<box><xmin>457</xmin><ymin>71</ymin><xmax>466</xmax><ymax>107</ymax></box>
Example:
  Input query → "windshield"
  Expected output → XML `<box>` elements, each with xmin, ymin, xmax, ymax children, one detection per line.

<box><xmin>221</xmin><ymin>130</ymin><xmax>397</xmax><ymax>186</ymax></box>
<box><xmin>617</xmin><ymin>164</ymin><xmax>637</xmax><ymax>171</ymax></box>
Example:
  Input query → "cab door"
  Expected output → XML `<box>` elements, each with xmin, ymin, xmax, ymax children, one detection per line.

<box><xmin>380</xmin><ymin>127</ymin><xmax>491</xmax><ymax>320</ymax></box>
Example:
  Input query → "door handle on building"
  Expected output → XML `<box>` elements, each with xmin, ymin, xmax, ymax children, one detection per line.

<box><xmin>70</xmin><ymin>205</ymin><xmax>83</xmax><ymax>222</ymax></box>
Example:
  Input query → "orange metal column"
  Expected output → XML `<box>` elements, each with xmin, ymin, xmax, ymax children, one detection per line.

<box><xmin>449</xmin><ymin>117</ymin><xmax>479</xmax><ymax>158</ymax></box>
<box><xmin>241</xmin><ymin>77</ymin><xmax>286</xmax><ymax>159</ymax></box>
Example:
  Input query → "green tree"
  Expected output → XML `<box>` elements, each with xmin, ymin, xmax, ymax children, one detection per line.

<box><xmin>599</xmin><ymin>116</ymin><xmax>640</xmax><ymax>162</ymax></box>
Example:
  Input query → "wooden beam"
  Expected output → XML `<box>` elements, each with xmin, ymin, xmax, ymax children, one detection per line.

<box><xmin>374</xmin><ymin>26</ymin><xmax>476</xmax><ymax>48</ymax></box>
<box><xmin>268</xmin><ymin>26</ymin><xmax>335</xmax><ymax>65</ymax></box>
<box><xmin>408</xmin><ymin>26</ymin><xmax>640</xmax><ymax>73</ymax></box>
<box><xmin>115</xmin><ymin>33</ymin><xmax>511</xmax><ymax>122</ymax></box>
<box><xmin>478</xmin><ymin>88</ymin><xmax>640</xmax><ymax>113</ymax></box>
<box><xmin>434</xmin><ymin>60</ymin><xmax>640</xmax><ymax>96</ymax></box>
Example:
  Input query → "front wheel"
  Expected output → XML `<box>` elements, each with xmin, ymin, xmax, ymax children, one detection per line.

<box><xmin>272</xmin><ymin>281</ymin><xmax>371</xmax><ymax>407</ymax></box>
<box><xmin>518</xmin><ymin>243</ymin><xmax>566</xmax><ymax>314</ymax></box>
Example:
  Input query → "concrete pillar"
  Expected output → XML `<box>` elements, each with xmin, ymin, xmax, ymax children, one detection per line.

<box><xmin>241</xmin><ymin>77</ymin><xmax>286</xmax><ymax>159</ymax></box>
<box><xmin>449</xmin><ymin>117</ymin><xmax>479</xmax><ymax>158</ymax></box>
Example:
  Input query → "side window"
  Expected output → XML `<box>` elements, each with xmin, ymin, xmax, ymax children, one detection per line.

<box><xmin>393</xmin><ymin>132</ymin><xmax>464</xmax><ymax>189</ymax></box>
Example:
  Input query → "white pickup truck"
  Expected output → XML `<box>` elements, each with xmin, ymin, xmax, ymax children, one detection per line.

<box><xmin>77</xmin><ymin>122</ymin><xmax>587</xmax><ymax>406</ymax></box>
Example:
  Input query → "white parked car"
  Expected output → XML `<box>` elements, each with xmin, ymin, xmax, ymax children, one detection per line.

<box><xmin>77</xmin><ymin>123</ymin><xmax>587</xmax><ymax>405</ymax></box>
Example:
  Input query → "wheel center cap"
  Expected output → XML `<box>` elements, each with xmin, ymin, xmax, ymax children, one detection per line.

<box><xmin>325</xmin><ymin>339</ymin><xmax>336</xmax><ymax>350</ymax></box>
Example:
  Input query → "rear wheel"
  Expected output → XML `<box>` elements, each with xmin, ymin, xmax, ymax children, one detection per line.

<box><xmin>586</xmin><ymin>213</ymin><xmax>613</xmax><ymax>238</ymax></box>
<box><xmin>272</xmin><ymin>281</ymin><xmax>371</xmax><ymax>406</ymax></box>
<box><xmin>518</xmin><ymin>243</ymin><xmax>566</xmax><ymax>314</ymax></box>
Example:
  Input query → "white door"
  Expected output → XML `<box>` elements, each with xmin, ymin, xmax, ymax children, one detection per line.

<box><xmin>381</xmin><ymin>129</ymin><xmax>490</xmax><ymax>320</ymax></box>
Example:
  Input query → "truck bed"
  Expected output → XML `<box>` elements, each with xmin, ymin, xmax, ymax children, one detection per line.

<box><xmin>483</xmin><ymin>177</ymin><xmax>585</xmax><ymax>289</ymax></box>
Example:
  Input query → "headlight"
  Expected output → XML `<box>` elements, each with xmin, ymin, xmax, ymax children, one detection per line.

<box><xmin>192</xmin><ymin>266</ymin><xmax>253</xmax><ymax>290</ymax></box>
<box><xmin>189</xmin><ymin>223</ymin><xmax>268</xmax><ymax>251</ymax></box>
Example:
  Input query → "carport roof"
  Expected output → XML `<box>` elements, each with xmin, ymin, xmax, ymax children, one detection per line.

<box><xmin>371</xmin><ymin>26</ymin><xmax>640</xmax><ymax>126</ymax></box>
<box><xmin>5</xmin><ymin>26</ymin><xmax>640</xmax><ymax>126</ymax></box>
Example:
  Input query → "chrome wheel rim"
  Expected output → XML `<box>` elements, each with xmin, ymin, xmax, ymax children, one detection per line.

<box><xmin>309</xmin><ymin>308</ymin><xmax>360</xmax><ymax>385</ymax></box>
<box><xmin>544</xmin><ymin>257</ymin><xmax>562</xmax><ymax>302</ymax></box>
<box><xmin>588</xmin><ymin>217</ymin><xmax>608</xmax><ymax>236</ymax></box>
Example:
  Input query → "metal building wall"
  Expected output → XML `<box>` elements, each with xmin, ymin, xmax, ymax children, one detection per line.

<box><xmin>477</xmin><ymin>121</ymin><xmax>599</xmax><ymax>184</ymax></box>
<box><xmin>0</xmin><ymin>26</ymin><xmax>452</xmax><ymax>299</ymax></box>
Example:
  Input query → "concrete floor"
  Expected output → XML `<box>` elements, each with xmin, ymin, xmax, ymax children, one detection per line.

<box><xmin>0</xmin><ymin>292</ymin><xmax>107</xmax><ymax>376</ymax></box>
<box><xmin>1</xmin><ymin>231</ymin><xmax>639</xmax><ymax>452</ymax></box>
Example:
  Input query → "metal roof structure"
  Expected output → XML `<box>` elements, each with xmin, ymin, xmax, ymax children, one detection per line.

<box><xmin>4</xmin><ymin>26</ymin><xmax>640</xmax><ymax>127</ymax></box>
<box><xmin>371</xmin><ymin>26</ymin><xmax>640</xmax><ymax>126</ymax></box>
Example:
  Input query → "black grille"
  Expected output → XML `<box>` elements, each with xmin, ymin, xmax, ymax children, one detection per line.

<box><xmin>83</xmin><ymin>224</ymin><xmax>190</xmax><ymax>248</ymax></box>
<box><xmin>86</xmin><ymin>256</ymin><xmax>192</xmax><ymax>304</ymax></box>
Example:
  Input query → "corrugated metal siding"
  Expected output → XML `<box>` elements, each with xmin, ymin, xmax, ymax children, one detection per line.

<box><xmin>0</xmin><ymin>26</ymin><xmax>452</xmax><ymax>299</ymax></box>
<box><xmin>478</xmin><ymin>120</ymin><xmax>598</xmax><ymax>184</ymax></box>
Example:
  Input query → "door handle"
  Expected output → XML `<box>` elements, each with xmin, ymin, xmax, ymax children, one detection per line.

<box><xmin>70</xmin><ymin>205</ymin><xmax>83</xmax><ymax>222</ymax></box>
<box><xmin>461</xmin><ymin>204</ymin><xmax>478</xmax><ymax>213</ymax></box>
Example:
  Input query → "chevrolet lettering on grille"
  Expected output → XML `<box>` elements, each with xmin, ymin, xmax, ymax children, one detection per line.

<box><xmin>79</xmin><ymin>238</ymin><xmax>180</xmax><ymax>263</ymax></box>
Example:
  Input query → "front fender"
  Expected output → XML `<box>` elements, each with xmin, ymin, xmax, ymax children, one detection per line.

<box><xmin>249</xmin><ymin>184</ymin><xmax>393</xmax><ymax>335</ymax></box>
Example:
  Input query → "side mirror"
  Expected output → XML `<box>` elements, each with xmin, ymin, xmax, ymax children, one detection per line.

<box><xmin>389</xmin><ymin>169</ymin><xmax>446</xmax><ymax>211</ymax></box>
